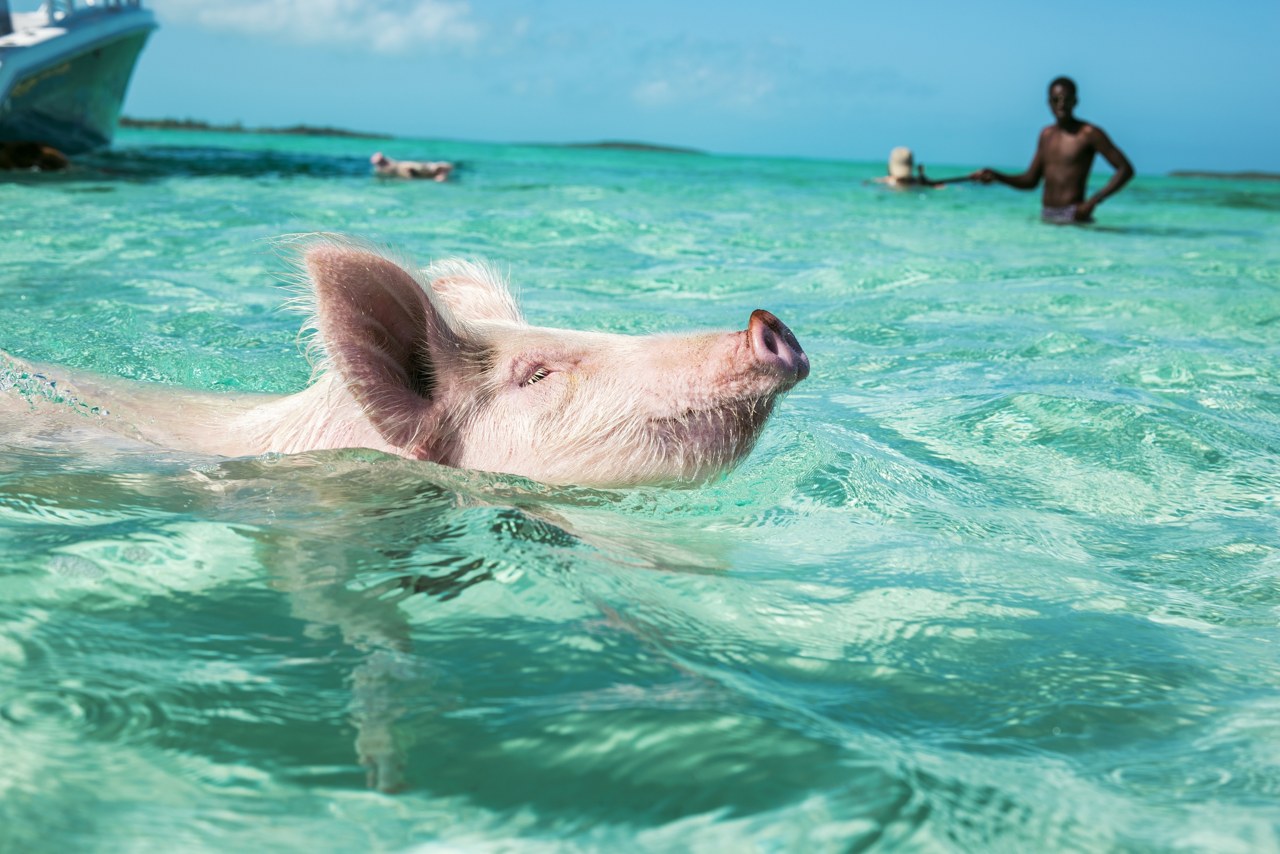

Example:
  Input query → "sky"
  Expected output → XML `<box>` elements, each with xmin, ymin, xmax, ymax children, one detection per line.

<box><xmin>116</xmin><ymin>0</ymin><xmax>1280</xmax><ymax>173</ymax></box>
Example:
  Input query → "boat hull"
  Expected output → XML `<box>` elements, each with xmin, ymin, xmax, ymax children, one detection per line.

<box><xmin>0</xmin><ymin>14</ymin><xmax>155</xmax><ymax>154</ymax></box>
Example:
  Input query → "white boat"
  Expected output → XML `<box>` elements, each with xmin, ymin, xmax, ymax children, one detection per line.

<box><xmin>0</xmin><ymin>0</ymin><xmax>156</xmax><ymax>154</ymax></box>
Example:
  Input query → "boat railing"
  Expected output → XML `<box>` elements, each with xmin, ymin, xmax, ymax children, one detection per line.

<box><xmin>42</xmin><ymin>0</ymin><xmax>144</xmax><ymax>21</ymax></box>
<box><xmin>3</xmin><ymin>1</ymin><xmax>145</xmax><ymax>37</ymax></box>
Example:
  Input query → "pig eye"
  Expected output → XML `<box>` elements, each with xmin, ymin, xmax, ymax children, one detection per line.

<box><xmin>523</xmin><ymin>367</ymin><xmax>551</xmax><ymax>386</ymax></box>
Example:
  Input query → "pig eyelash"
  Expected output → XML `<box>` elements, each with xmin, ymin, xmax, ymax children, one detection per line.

<box><xmin>523</xmin><ymin>367</ymin><xmax>551</xmax><ymax>386</ymax></box>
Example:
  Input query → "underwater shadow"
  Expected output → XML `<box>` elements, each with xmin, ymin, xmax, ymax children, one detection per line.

<box><xmin>86</xmin><ymin>146</ymin><xmax>371</xmax><ymax>180</ymax></box>
<box><xmin>1089</xmin><ymin>224</ymin><xmax>1260</xmax><ymax>239</ymax></box>
<box><xmin>4</xmin><ymin>146</ymin><xmax>467</xmax><ymax>183</ymax></box>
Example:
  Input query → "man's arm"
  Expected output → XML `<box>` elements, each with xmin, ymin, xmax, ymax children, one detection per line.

<box><xmin>971</xmin><ymin>130</ymin><xmax>1046</xmax><ymax>189</ymax></box>
<box><xmin>1076</xmin><ymin>126</ymin><xmax>1134</xmax><ymax>220</ymax></box>
<box><xmin>916</xmin><ymin>164</ymin><xmax>941</xmax><ymax>187</ymax></box>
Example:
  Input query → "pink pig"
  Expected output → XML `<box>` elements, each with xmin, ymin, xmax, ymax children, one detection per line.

<box><xmin>370</xmin><ymin>152</ymin><xmax>454</xmax><ymax>181</ymax></box>
<box><xmin>2</xmin><ymin>239</ymin><xmax>809</xmax><ymax>487</ymax></box>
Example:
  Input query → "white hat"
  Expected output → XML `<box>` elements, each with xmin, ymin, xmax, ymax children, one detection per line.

<box><xmin>888</xmin><ymin>147</ymin><xmax>914</xmax><ymax>179</ymax></box>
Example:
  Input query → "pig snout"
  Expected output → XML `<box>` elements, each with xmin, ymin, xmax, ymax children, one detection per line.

<box><xmin>748</xmin><ymin>309</ymin><xmax>809</xmax><ymax>381</ymax></box>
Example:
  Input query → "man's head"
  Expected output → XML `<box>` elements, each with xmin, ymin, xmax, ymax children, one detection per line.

<box><xmin>1048</xmin><ymin>76</ymin><xmax>1078</xmax><ymax>122</ymax></box>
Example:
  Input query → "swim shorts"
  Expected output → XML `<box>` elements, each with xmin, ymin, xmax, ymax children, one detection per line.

<box><xmin>1042</xmin><ymin>205</ymin><xmax>1089</xmax><ymax>224</ymax></box>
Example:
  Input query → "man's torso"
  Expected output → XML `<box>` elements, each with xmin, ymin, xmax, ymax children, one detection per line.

<box><xmin>1040</xmin><ymin>122</ymin><xmax>1097</xmax><ymax>207</ymax></box>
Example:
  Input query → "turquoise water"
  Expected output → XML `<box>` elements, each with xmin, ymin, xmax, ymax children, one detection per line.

<box><xmin>2</xmin><ymin>128</ymin><xmax>1279</xmax><ymax>851</ymax></box>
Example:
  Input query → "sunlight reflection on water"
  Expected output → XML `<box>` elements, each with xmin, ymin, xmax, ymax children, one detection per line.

<box><xmin>1</xmin><ymin>132</ymin><xmax>1279</xmax><ymax>850</ymax></box>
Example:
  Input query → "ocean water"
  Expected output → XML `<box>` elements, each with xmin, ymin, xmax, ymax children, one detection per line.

<box><xmin>1</xmin><ymin>128</ymin><xmax>1278</xmax><ymax>852</ymax></box>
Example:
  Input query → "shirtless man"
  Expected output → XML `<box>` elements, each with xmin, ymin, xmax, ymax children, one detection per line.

<box><xmin>972</xmin><ymin>77</ymin><xmax>1134</xmax><ymax>223</ymax></box>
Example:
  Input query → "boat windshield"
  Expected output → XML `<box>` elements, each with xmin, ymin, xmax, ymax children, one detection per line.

<box><xmin>5</xmin><ymin>0</ymin><xmax>145</xmax><ymax>28</ymax></box>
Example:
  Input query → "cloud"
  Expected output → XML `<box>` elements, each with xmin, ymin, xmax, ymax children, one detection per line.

<box><xmin>631</xmin><ymin>60</ymin><xmax>778</xmax><ymax>111</ymax></box>
<box><xmin>624</xmin><ymin>38</ymin><xmax>785</xmax><ymax>112</ymax></box>
<box><xmin>149</xmin><ymin>0</ymin><xmax>481</xmax><ymax>53</ymax></box>
<box><xmin>627</xmin><ymin>37</ymin><xmax>932</xmax><ymax>114</ymax></box>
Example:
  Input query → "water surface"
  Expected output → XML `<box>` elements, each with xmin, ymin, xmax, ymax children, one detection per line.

<box><xmin>2</xmin><ymin>129</ymin><xmax>1279</xmax><ymax>851</ymax></box>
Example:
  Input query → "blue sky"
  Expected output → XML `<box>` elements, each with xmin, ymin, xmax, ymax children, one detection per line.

<box><xmin>128</xmin><ymin>0</ymin><xmax>1280</xmax><ymax>173</ymax></box>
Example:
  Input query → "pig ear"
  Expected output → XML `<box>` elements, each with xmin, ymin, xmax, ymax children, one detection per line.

<box><xmin>425</xmin><ymin>259</ymin><xmax>524</xmax><ymax>325</ymax></box>
<box><xmin>304</xmin><ymin>244</ymin><xmax>448</xmax><ymax>452</ymax></box>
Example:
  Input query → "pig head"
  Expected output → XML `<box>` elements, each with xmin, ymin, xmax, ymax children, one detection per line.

<box><xmin>262</xmin><ymin>239</ymin><xmax>809</xmax><ymax>487</ymax></box>
<box><xmin>6</xmin><ymin>239</ymin><xmax>809</xmax><ymax>487</ymax></box>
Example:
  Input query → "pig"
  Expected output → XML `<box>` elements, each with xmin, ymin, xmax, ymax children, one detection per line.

<box><xmin>2</xmin><ymin>238</ymin><xmax>809</xmax><ymax>487</ymax></box>
<box><xmin>0</xmin><ymin>141</ymin><xmax>69</xmax><ymax>172</ymax></box>
<box><xmin>370</xmin><ymin>152</ymin><xmax>454</xmax><ymax>181</ymax></box>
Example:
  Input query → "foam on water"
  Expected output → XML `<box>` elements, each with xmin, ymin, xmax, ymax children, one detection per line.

<box><xmin>1</xmin><ymin>129</ymin><xmax>1279</xmax><ymax>851</ymax></box>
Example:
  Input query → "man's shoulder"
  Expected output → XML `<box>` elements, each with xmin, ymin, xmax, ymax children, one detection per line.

<box><xmin>1077</xmin><ymin>119</ymin><xmax>1109</xmax><ymax>137</ymax></box>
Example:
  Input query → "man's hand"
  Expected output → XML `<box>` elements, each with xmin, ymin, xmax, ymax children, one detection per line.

<box><xmin>1074</xmin><ymin>199</ymin><xmax>1097</xmax><ymax>222</ymax></box>
<box><xmin>970</xmin><ymin>168</ymin><xmax>997</xmax><ymax>183</ymax></box>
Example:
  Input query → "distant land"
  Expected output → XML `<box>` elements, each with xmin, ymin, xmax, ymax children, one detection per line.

<box><xmin>1170</xmin><ymin>170</ymin><xmax>1280</xmax><ymax>181</ymax></box>
<box><xmin>119</xmin><ymin>118</ymin><xmax>703</xmax><ymax>156</ymax></box>
<box><xmin>560</xmin><ymin>140</ymin><xmax>704</xmax><ymax>155</ymax></box>
<box><xmin>119</xmin><ymin>117</ymin><xmax>393</xmax><ymax>140</ymax></box>
<box><xmin>128</xmin><ymin>120</ymin><xmax>1278</xmax><ymax>170</ymax></box>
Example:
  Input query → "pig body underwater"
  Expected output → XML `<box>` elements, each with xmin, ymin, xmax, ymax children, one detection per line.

<box><xmin>2</xmin><ymin>239</ymin><xmax>809</xmax><ymax>487</ymax></box>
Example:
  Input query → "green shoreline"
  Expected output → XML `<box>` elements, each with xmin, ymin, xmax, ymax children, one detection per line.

<box><xmin>119</xmin><ymin>117</ymin><xmax>704</xmax><ymax>155</ymax></box>
<box><xmin>120</xmin><ymin>120</ymin><xmax>1272</xmax><ymax>171</ymax></box>
<box><xmin>119</xmin><ymin>117</ymin><xmax>393</xmax><ymax>140</ymax></box>
<box><xmin>1169</xmin><ymin>170</ymin><xmax>1280</xmax><ymax>181</ymax></box>
<box><xmin>558</xmin><ymin>140</ymin><xmax>704</xmax><ymax>155</ymax></box>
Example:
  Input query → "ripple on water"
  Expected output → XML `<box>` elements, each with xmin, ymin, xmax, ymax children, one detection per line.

<box><xmin>1</xmin><ymin>682</ymin><xmax>168</xmax><ymax>743</ymax></box>
<box><xmin>2</xmin><ymin>143</ymin><xmax>1279</xmax><ymax>847</ymax></box>
<box><xmin>46</xmin><ymin>554</ymin><xmax>107</xmax><ymax>580</ymax></box>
